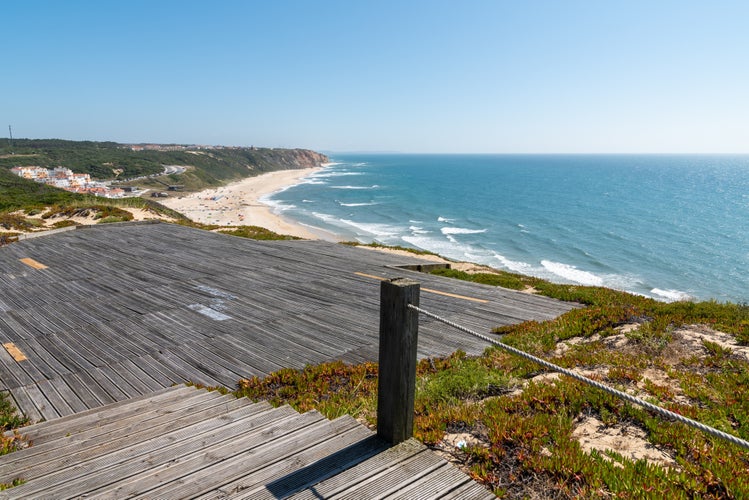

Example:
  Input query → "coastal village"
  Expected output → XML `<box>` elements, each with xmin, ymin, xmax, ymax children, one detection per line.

<box><xmin>10</xmin><ymin>165</ymin><xmax>128</xmax><ymax>198</ymax></box>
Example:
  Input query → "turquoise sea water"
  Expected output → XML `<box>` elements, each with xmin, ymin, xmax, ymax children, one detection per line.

<box><xmin>264</xmin><ymin>154</ymin><xmax>749</xmax><ymax>303</ymax></box>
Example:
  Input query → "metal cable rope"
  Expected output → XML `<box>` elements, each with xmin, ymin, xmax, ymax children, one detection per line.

<box><xmin>408</xmin><ymin>303</ymin><xmax>749</xmax><ymax>452</ymax></box>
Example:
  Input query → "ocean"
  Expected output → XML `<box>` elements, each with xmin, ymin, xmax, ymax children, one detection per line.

<box><xmin>263</xmin><ymin>154</ymin><xmax>749</xmax><ymax>304</ymax></box>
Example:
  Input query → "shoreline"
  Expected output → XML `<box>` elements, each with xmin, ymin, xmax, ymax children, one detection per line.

<box><xmin>156</xmin><ymin>168</ymin><xmax>339</xmax><ymax>241</ymax></box>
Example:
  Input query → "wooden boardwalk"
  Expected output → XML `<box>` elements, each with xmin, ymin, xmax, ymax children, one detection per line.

<box><xmin>0</xmin><ymin>222</ymin><xmax>575</xmax><ymax>421</ymax></box>
<box><xmin>0</xmin><ymin>385</ymin><xmax>495</xmax><ymax>499</ymax></box>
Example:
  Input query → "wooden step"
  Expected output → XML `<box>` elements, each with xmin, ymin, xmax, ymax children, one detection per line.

<box><xmin>0</xmin><ymin>386</ymin><xmax>494</xmax><ymax>499</ymax></box>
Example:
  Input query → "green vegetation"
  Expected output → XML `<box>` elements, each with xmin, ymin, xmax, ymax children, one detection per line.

<box><xmin>0</xmin><ymin>479</ymin><xmax>25</xmax><ymax>491</ymax></box>
<box><xmin>235</xmin><ymin>274</ymin><xmax>749</xmax><ymax>498</ymax></box>
<box><xmin>431</xmin><ymin>268</ymin><xmax>529</xmax><ymax>291</ymax></box>
<box><xmin>168</xmin><ymin>220</ymin><xmax>302</xmax><ymax>241</ymax></box>
<box><xmin>1</xmin><ymin>138</ymin><xmax>326</xmax><ymax>241</ymax></box>
<box><xmin>0</xmin><ymin>166</ymin><xmax>85</xmax><ymax>212</ymax></box>
<box><xmin>41</xmin><ymin>204</ymin><xmax>135</xmax><ymax>223</ymax></box>
<box><xmin>0</xmin><ymin>392</ymin><xmax>27</xmax><ymax>458</ymax></box>
<box><xmin>217</xmin><ymin>225</ymin><xmax>301</xmax><ymax>241</ymax></box>
<box><xmin>340</xmin><ymin>241</ymin><xmax>441</xmax><ymax>257</ymax></box>
<box><xmin>0</xmin><ymin>165</ymin><xmax>188</xmax><ymax>235</ymax></box>
<box><xmin>0</xmin><ymin>139</ymin><xmax>327</xmax><ymax>191</ymax></box>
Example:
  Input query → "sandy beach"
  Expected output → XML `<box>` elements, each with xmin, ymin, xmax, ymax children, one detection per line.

<box><xmin>157</xmin><ymin>168</ymin><xmax>333</xmax><ymax>240</ymax></box>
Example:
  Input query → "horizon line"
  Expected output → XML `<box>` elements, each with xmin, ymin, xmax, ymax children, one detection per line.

<box><xmin>3</xmin><ymin>137</ymin><xmax>748</xmax><ymax>156</ymax></box>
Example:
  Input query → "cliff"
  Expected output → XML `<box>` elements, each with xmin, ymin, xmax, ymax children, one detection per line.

<box><xmin>239</xmin><ymin>148</ymin><xmax>328</xmax><ymax>172</ymax></box>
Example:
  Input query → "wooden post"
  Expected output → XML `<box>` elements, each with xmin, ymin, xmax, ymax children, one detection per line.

<box><xmin>377</xmin><ymin>278</ymin><xmax>420</xmax><ymax>444</ymax></box>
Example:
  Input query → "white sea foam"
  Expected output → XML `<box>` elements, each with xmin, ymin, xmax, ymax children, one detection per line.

<box><xmin>409</xmin><ymin>225</ymin><xmax>430</xmax><ymax>234</ymax></box>
<box><xmin>650</xmin><ymin>288</ymin><xmax>693</xmax><ymax>302</ymax></box>
<box><xmin>541</xmin><ymin>260</ymin><xmax>604</xmax><ymax>287</ymax></box>
<box><xmin>311</xmin><ymin>171</ymin><xmax>363</xmax><ymax>178</ymax></box>
<box><xmin>402</xmin><ymin>235</ymin><xmax>464</xmax><ymax>259</ymax></box>
<box><xmin>437</xmin><ymin>216</ymin><xmax>455</xmax><ymax>223</ymax></box>
<box><xmin>260</xmin><ymin>196</ymin><xmax>296</xmax><ymax>212</ymax></box>
<box><xmin>330</xmin><ymin>185</ymin><xmax>379</xmax><ymax>190</ymax></box>
<box><xmin>338</xmin><ymin>202</ymin><xmax>377</xmax><ymax>207</ymax></box>
<box><xmin>311</xmin><ymin>212</ymin><xmax>339</xmax><ymax>223</ymax></box>
<box><xmin>339</xmin><ymin>219</ymin><xmax>402</xmax><ymax>240</ymax></box>
<box><xmin>302</xmin><ymin>199</ymin><xmax>315</xmax><ymax>203</ymax></box>
<box><xmin>440</xmin><ymin>227</ymin><xmax>488</xmax><ymax>235</ymax></box>
<box><xmin>493</xmin><ymin>253</ymin><xmax>535</xmax><ymax>274</ymax></box>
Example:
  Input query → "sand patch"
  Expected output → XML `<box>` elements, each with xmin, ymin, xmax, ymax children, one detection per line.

<box><xmin>433</xmin><ymin>430</ymin><xmax>490</xmax><ymax>466</ymax></box>
<box><xmin>674</xmin><ymin>325</ymin><xmax>749</xmax><ymax>361</ymax></box>
<box><xmin>10</xmin><ymin>205</ymin><xmax>175</xmax><ymax>232</ymax></box>
<box><xmin>450</xmin><ymin>262</ymin><xmax>497</xmax><ymax>274</ymax></box>
<box><xmin>157</xmin><ymin>168</ymin><xmax>330</xmax><ymax>240</ymax></box>
<box><xmin>572</xmin><ymin>415</ymin><xmax>676</xmax><ymax>468</ymax></box>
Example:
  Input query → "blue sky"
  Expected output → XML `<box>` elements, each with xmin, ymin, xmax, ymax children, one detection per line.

<box><xmin>4</xmin><ymin>1</ymin><xmax>748</xmax><ymax>153</ymax></box>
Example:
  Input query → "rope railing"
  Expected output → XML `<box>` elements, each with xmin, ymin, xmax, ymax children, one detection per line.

<box><xmin>408</xmin><ymin>303</ymin><xmax>749</xmax><ymax>452</ymax></box>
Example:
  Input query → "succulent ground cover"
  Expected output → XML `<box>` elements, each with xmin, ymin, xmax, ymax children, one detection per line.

<box><xmin>236</xmin><ymin>272</ymin><xmax>749</xmax><ymax>499</ymax></box>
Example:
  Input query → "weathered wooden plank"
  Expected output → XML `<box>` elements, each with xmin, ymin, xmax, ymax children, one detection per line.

<box><xmin>7</xmin><ymin>386</ymin><xmax>43</xmax><ymax>423</ymax></box>
<box><xmin>0</xmin><ymin>351</ymin><xmax>23</xmax><ymax>390</ymax></box>
<box><xmin>4</xmin><ymin>386</ymin><xmax>197</xmax><ymax>444</ymax></box>
<box><xmin>207</xmin><ymin>335</ymin><xmax>283</xmax><ymax>377</ymax></box>
<box><xmin>127</xmin><ymin>414</ymin><xmax>362</xmax><ymax>499</ymax></box>
<box><xmin>20</xmin><ymin>383</ymin><xmax>60</xmax><ymax>422</ymax></box>
<box><xmin>221</xmin><ymin>323</ymin><xmax>328</xmax><ymax>369</ymax></box>
<box><xmin>0</xmin><ymin>394</ymin><xmax>259</xmax><ymax>483</ymax></box>
<box><xmin>334</xmin><ymin>449</ymin><xmax>445</xmax><ymax>499</ymax></box>
<box><xmin>167</xmin><ymin>345</ymin><xmax>241</xmax><ymax>387</ymax></box>
<box><xmin>151</xmin><ymin>351</ymin><xmax>223</xmax><ymax>387</ymax></box>
<box><xmin>8</xmin><ymin>309</ymin><xmax>57</xmax><ymax>337</ymax></box>
<box><xmin>33</xmin><ymin>379</ymin><xmax>75</xmax><ymax>418</ymax></box>
<box><xmin>387</xmin><ymin>463</ymin><xmax>477</xmax><ymax>499</ymax></box>
<box><xmin>440</xmin><ymin>479</ymin><xmax>497</xmax><ymax>499</ymax></box>
<box><xmin>32</xmin><ymin>335</ymin><xmax>92</xmax><ymax>374</ymax></box>
<box><xmin>9</xmin><ymin>404</ymin><xmax>302</xmax><ymax>498</ymax></box>
<box><xmin>130</xmin><ymin>354</ymin><xmax>184</xmax><ymax>386</ymax></box>
<box><xmin>62</xmin><ymin>327</ymin><xmax>123</xmax><ymax>366</ymax></box>
<box><xmin>46</xmin><ymin>377</ymin><xmax>88</xmax><ymax>414</ymax></box>
<box><xmin>210</xmin><ymin>428</ymin><xmax>386</xmax><ymax>500</ymax></box>
<box><xmin>94</xmin><ymin>319</ymin><xmax>164</xmax><ymax>353</ymax></box>
<box><xmin>70</xmin><ymin>369</ymin><xmax>118</xmax><ymax>408</ymax></box>
<box><xmin>14</xmin><ymin>339</ymin><xmax>70</xmax><ymax>380</ymax></box>
<box><xmin>97</xmin><ymin>365</ymin><xmax>151</xmax><ymax>397</ymax></box>
<box><xmin>113</xmin><ymin>359</ymin><xmax>164</xmax><ymax>392</ymax></box>
<box><xmin>176</xmin><ymin>342</ymin><xmax>253</xmax><ymax>385</ymax></box>
<box><xmin>59</xmin><ymin>372</ymin><xmax>110</xmax><ymax>409</ymax></box>
<box><xmin>86</xmin><ymin>367</ymin><xmax>130</xmax><ymax>402</ymax></box>
<box><xmin>285</xmin><ymin>439</ymin><xmax>427</xmax><ymax>499</ymax></box>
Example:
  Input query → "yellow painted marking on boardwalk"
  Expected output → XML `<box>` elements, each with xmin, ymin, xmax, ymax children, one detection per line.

<box><xmin>3</xmin><ymin>343</ymin><xmax>27</xmax><ymax>362</ymax></box>
<box><xmin>20</xmin><ymin>258</ymin><xmax>48</xmax><ymax>270</ymax></box>
<box><xmin>354</xmin><ymin>272</ymin><xmax>489</xmax><ymax>304</ymax></box>
<box><xmin>354</xmin><ymin>272</ymin><xmax>386</xmax><ymax>281</ymax></box>
<box><xmin>421</xmin><ymin>288</ymin><xmax>489</xmax><ymax>303</ymax></box>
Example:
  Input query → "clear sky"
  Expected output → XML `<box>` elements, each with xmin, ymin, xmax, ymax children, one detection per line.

<box><xmin>4</xmin><ymin>0</ymin><xmax>748</xmax><ymax>153</ymax></box>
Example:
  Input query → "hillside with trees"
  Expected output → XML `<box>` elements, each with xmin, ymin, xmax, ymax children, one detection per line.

<box><xmin>0</xmin><ymin>139</ymin><xmax>328</xmax><ymax>190</ymax></box>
